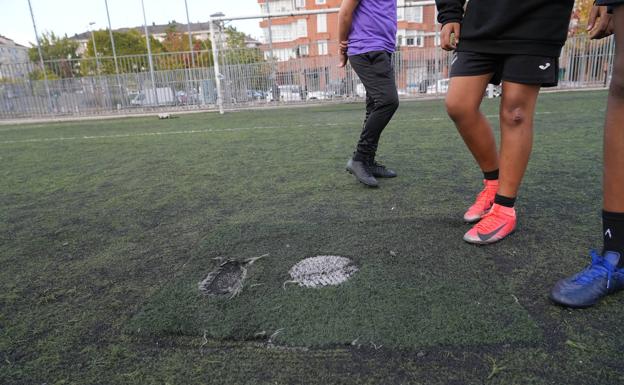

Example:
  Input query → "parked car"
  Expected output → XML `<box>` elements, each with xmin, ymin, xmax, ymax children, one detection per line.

<box><xmin>426</xmin><ymin>78</ymin><xmax>450</xmax><ymax>94</ymax></box>
<box><xmin>409</xmin><ymin>79</ymin><xmax>435</xmax><ymax>94</ymax></box>
<box><xmin>175</xmin><ymin>90</ymin><xmax>200</xmax><ymax>105</ymax></box>
<box><xmin>307</xmin><ymin>90</ymin><xmax>331</xmax><ymax>100</ymax></box>
<box><xmin>486</xmin><ymin>84</ymin><xmax>502</xmax><ymax>98</ymax></box>
<box><xmin>246</xmin><ymin>89</ymin><xmax>266</xmax><ymax>100</ymax></box>
<box><xmin>267</xmin><ymin>85</ymin><xmax>303</xmax><ymax>102</ymax></box>
<box><xmin>130</xmin><ymin>87</ymin><xmax>176</xmax><ymax>106</ymax></box>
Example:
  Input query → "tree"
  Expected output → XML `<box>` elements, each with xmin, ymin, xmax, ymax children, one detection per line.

<box><xmin>28</xmin><ymin>68</ymin><xmax>60</xmax><ymax>81</ymax></box>
<box><xmin>570</xmin><ymin>0</ymin><xmax>594</xmax><ymax>36</ymax></box>
<box><xmin>81</xmin><ymin>29</ymin><xmax>165</xmax><ymax>75</ymax></box>
<box><xmin>159</xmin><ymin>22</ymin><xmax>209</xmax><ymax>69</ymax></box>
<box><xmin>562</xmin><ymin>0</ymin><xmax>611</xmax><ymax>84</ymax></box>
<box><xmin>28</xmin><ymin>32</ymin><xmax>80</xmax><ymax>78</ymax></box>
<box><xmin>222</xmin><ymin>26</ymin><xmax>263</xmax><ymax>65</ymax></box>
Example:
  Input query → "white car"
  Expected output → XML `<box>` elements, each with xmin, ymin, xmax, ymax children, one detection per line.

<box><xmin>267</xmin><ymin>85</ymin><xmax>303</xmax><ymax>102</ymax></box>
<box><xmin>130</xmin><ymin>87</ymin><xmax>176</xmax><ymax>106</ymax></box>
<box><xmin>426</xmin><ymin>78</ymin><xmax>450</xmax><ymax>94</ymax></box>
<box><xmin>307</xmin><ymin>90</ymin><xmax>330</xmax><ymax>100</ymax></box>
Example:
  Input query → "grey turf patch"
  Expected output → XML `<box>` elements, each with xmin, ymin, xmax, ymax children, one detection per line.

<box><xmin>198</xmin><ymin>255</ymin><xmax>267</xmax><ymax>298</ymax></box>
<box><xmin>287</xmin><ymin>255</ymin><xmax>358</xmax><ymax>288</ymax></box>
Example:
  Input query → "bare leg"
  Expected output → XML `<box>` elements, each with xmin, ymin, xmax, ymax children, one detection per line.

<box><xmin>445</xmin><ymin>75</ymin><xmax>499</xmax><ymax>172</ymax></box>
<box><xmin>549</xmin><ymin>5</ymin><xmax>624</xmax><ymax>309</ymax></box>
<box><xmin>604</xmin><ymin>6</ymin><xmax>624</xmax><ymax>213</ymax></box>
<box><xmin>497</xmin><ymin>82</ymin><xmax>541</xmax><ymax>198</ymax></box>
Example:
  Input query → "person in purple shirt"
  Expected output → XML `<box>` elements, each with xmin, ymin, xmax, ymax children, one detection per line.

<box><xmin>338</xmin><ymin>0</ymin><xmax>399</xmax><ymax>188</ymax></box>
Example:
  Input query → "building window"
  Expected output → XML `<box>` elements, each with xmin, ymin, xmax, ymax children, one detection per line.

<box><xmin>298</xmin><ymin>44</ymin><xmax>309</xmax><ymax>56</ymax></box>
<box><xmin>295</xmin><ymin>0</ymin><xmax>306</xmax><ymax>8</ymax></box>
<box><xmin>297</xmin><ymin>18</ymin><xmax>308</xmax><ymax>38</ymax></box>
<box><xmin>405</xmin><ymin>6</ymin><xmax>423</xmax><ymax>23</ymax></box>
<box><xmin>263</xmin><ymin>19</ymin><xmax>307</xmax><ymax>43</ymax></box>
<box><xmin>264</xmin><ymin>47</ymin><xmax>297</xmax><ymax>62</ymax></box>
<box><xmin>317</xmin><ymin>13</ymin><xmax>327</xmax><ymax>33</ymax></box>
<box><xmin>264</xmin><ymin>24</ymin><xmax>294</xmax><ymax>43</ymax></box>
<box><xmin>405</xmin><ymin>35</ymin><xmax>424</xmax><ymax>47</ymax></box>
<box><xmin>316</xmin><ymin>0</ymin><xmax>326</xmax><ymax>4</ymax></box>
<box><xmin>263</xmin><ymin>0</ymin><xmax>294</xmax><ymax>13</ymax></box>
<box><xmin>317</xmin><ymin>40</ymin><xmax>328</xmax><ymax>55</ymax></box>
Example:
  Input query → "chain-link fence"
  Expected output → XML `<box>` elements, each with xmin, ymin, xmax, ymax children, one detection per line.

<box><xmin>0</xmin><ymin>29</ymin><xmax>615</xmax><ymax>120</ymax></box>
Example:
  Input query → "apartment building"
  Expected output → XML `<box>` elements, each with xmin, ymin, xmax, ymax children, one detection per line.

<box><xmin>257</xmin><ymin>0</ymin><xmax>438</xmax><ymax>61</ymax></box>
<box><xmin>0</xmin><ymin>35</ymin><xmax>30</xmax><ymax>80</ymax></box>
<box><xmin>256</xmin><ymin>0</ymin><xmax>440</xmax><ymax>96</ymax></box>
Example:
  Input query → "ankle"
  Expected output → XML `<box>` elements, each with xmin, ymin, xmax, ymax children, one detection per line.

<box><xmin>603</xmin><ymin>210</ymin><xmax>624</xmax><ymax>267</ymax></box>
<box><xmin>483</xmin><ymin>169</ymin><xmax>499</xmax><ymax>181</ymax></box>
<box><xmin>494</xmin><ymin>194</ymin><xmax>516</xmax><ymax>208</ymax></box>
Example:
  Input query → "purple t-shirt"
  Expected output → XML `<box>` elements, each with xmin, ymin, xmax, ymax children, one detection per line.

<box><xmin>347</xmin><ymin>0</ymin><xmax>397</xmax><ymax>56</ymax></box>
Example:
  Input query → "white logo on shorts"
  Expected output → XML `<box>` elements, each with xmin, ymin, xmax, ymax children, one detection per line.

<box><xmin>451</xmin><ymin>53</ymin><xmax>458</xmax><ymax>66</ymax></box>
<box><xmin>539</xmin><ymin>63</ymin><xmax>551</xmax><ymax>70</ymax></box>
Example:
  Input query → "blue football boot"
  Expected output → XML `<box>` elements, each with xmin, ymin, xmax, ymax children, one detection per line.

<box><xmin>550</xmin><ymin>250</ymin><xmax>624</xmax><ymax>308</ymax></box>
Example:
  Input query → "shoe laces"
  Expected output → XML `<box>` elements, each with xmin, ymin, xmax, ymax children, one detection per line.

<box><xmin>473</xmin><ymin>184</ymin><xmax>496</xmax><ymax>210</ymax></box>
<box><xmin>573</xmin><ymin>250</ymin><xmax>616</xmax><ymax>289</ymax></box>
<box><xmin>474</xmin><ymin>207</ymin><xmax>506</xmax><ymax>233</ymax></box>
<box><xmin>371</xmin><ymin>161</ymin><xmax>386</xmax><ymax>170</ymax></box>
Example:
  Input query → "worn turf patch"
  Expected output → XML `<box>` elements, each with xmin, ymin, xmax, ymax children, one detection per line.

<box><xmin>287</xmin><ymin>255</ymin><xmax>358</xmax><ymax>288</ymax></box>
<box><xmin>6</xmin><ymin>91</ymin><xmax>624</xmax><ymax>384</ymax></box>
<box><xmin>130</xmin><ymin>219</ymin><xmax>540</xmax><ymax>348</ymax></box>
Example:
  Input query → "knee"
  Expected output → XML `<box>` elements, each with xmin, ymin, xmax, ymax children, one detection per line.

<box><xmin>389</xmin><ymin>96</ymin><xmax>399</xmax><ymax>112</ymax></box>
<box><xmin>500</xmin><ymin>104</ymin><xmax>528</xmax><ymax>127</ymax></box>
<box><xmin>445</xmin><ymin>97</ymin><xmax>475</xmax><ymax>122</ymax></box>
<box><xmin>378</xmin><ymin>93</ymin><xmax>399</xmax><ymax>112</ymax></box>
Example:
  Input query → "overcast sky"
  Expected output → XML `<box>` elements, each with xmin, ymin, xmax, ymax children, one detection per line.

<box><xmin>1</xmin><ymin>0</ymin><xmax>264</xmax><ymax>46</ymax></box>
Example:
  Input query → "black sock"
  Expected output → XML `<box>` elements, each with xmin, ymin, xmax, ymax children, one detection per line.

<box><xmin>483</xmin><ymin>169</ymin><xmax>499</xmax><ymax>181</ymax></box>
<box><xmin>494</xmin><ymin>194</ymin><xmax>516</xmax><ymax>208</ymax></box>
<box><xmin>603</xmin><ymin>210</ymin><xmax>624</xmax><ymax>266</ymax></box>
<box><xmin>353</xmin><ymin>152</ymin><xmax>372</xmax><ymax>163</ymax></box>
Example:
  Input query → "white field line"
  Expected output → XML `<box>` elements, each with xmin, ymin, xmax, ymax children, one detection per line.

<box><xmin>0</xmin><ymin>112</ymin><xmax>553</xmax><ymax>145</ymax></box>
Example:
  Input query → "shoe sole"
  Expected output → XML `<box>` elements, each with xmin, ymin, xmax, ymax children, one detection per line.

<box><xmin>463</xmin><ymin>229</ymin><xmax>516</xmax><ymax>245</ymax></box>
<box><xmin>372</xmin><ymin>174</ymin><xmax>397</xmax><ymax>179</ymax></box>
<box><xmin>463</xmin><ymin>216</ymin><xmax>482</xmax><ymax>224</ymax></box>
<box><xmin>346</xmin><ymin>168</ymin><xmax>378</xmax><ymax>187</ymax></box>
<box><xmin>464</xmin><ymin>208</ymin><xmax>492</xmax><ymax>223</ymax></box>
<box><xmin>548</xmin><ymin>294</ymin><xmax>596</xmax><ymax>309</ymax></box>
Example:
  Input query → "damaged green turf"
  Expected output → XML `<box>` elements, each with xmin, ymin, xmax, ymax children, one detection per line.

<box><xmin>2</xmin><ymin>90</ymin><xmax>624</xmax><ymax>384</ymax></box>
<box><xmin>130</xmin><ymin>220</ymin><xmax>540</xmax><ymax>347</ymax></box>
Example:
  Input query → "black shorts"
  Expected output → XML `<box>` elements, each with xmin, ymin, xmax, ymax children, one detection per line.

<box><xmin>450</xmin><ymin>51</ymin><xmax>560</xmax><ymax>87</ymax></box>
<box><xmin>596</xmin><ymin>0</ymin><xmax>624</xmax><ymax>5</ymax></box>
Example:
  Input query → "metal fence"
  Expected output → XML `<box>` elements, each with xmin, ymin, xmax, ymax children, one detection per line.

<box><xmin>0</xmin><ymin>34</ymin><xmax>615</xmax><ymax>120</ymax></box>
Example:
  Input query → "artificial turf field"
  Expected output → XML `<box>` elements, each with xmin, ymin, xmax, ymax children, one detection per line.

<box><xmin>1</xmin><ymin>90</ymin><xmax>624</xmax><ymax>384</ymax></box>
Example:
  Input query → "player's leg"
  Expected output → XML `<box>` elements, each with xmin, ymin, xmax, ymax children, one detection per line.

<box><xmin>497</xmin><ymin>82</ymin><xmax>540</xmax><ymax>200</ymax></box>
<box><xmin>463</xmin><ymin>81</ymin><xmax>539</xmax><ymax>244</ymax></box>
<box><xmin>445</xmin><ymin>53</ymin><xmax>499</xmax><ymax>223</ymax></box>
<box><xmin>347</xmin><ymin>51</ymin><xmax>399</xmax><ymax>187</ymax></box>
<box><xmin>446</xmin><ymin>75</ymin><xmax>500</xmax><ymax>223</ymax></box>
<box><xmin>551</xmin><ymin>4</ymin><xmax>624</xmax><ymax>308</ymax></box>
<box><xmin>604</xmin><ymin>6</ymin><xmax>624</xmax><ymax>214</ymax></box>
<box><xmin>363</xmin><ymin>92</ymin><xmax>375</xmax><ymax>136</ymax></box>
<box><xmin>446</xmin><ymin>75</ymin><xmax>499</xmax><ymax>173</ymax></box>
